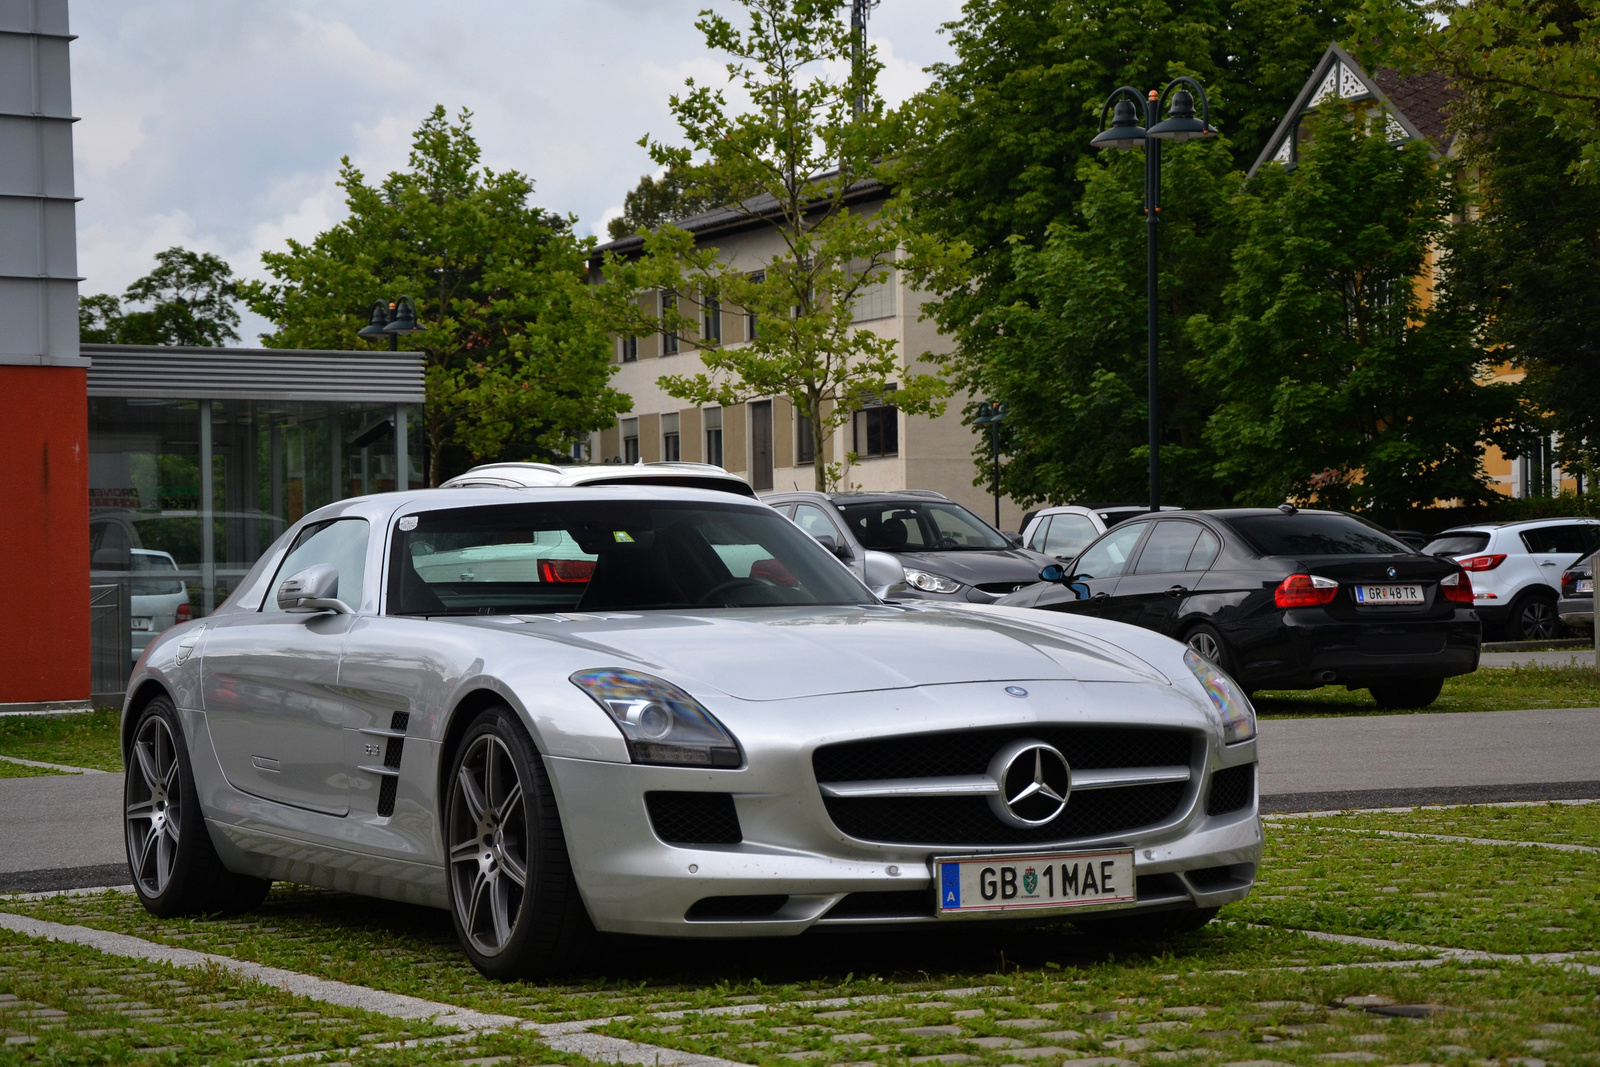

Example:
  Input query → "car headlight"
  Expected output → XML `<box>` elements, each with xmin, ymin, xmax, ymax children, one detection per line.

<box><xmin>1183</xmin><ymin>648</ymin><xmax>1256</xmax><ymax>745</ymax></box>
<box><xmin>570</xmin><ymin>669</ymin><xmax>742</xmax><ymax>767</ymax></box>
<box><xmin>904</xmin><ymin>569</ymin><xmax>962</xmax><ymax>594</ymax></box>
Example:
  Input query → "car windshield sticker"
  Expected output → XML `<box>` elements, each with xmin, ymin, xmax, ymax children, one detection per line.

<box><xmin>613</xmin><ymin>531</ymin><xmax>635</xmax><ymax>543</ymax></box>
<box><xmin>398</xmin><ymin>516</ymin><xmax>418</xmax><ymax>531</ymax></box>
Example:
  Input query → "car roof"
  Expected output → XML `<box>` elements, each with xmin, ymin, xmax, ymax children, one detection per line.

<box><xmin>1433</xmin><ymin>518</ymin><xmax>1600</xmax><ymax>535</ymax></box>
<box><xmin>441</xmin><ymin>461</ymin><xmax>757</xmax><ymax>498</ymax></box>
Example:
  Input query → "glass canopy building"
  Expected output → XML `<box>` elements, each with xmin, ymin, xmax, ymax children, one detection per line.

<box><xmin>84</xmin><ymin>343</ymin><xmax>425</xmax><ymax>697</ymax></box>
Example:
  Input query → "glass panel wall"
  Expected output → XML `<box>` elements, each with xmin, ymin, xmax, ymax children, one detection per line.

<box><xmin>89</xmin><ymin>397</ymin><xmax>423</xmax><ymax>681</ymax></box>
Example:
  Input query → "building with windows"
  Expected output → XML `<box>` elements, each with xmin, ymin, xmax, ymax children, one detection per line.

<box><xmin>589</xmin><ymin>184</ymin><xmax>1022</xmax><ymax>526</ymax></box>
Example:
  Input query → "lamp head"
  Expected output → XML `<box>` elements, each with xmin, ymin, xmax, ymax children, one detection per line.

<box><xmin>1147</xmin><ymin>88</ymin><xmax>1215</xmax><ymax>142</ymax></box>
<box><xmin>1090</xmin><ymin>97</ymin><xmax>1147</xmax><ymax>151</ymax></box>
<box><xmin>356</xmin><ymin>300</ymin><xmax>391</xmax><ymax>339</ymax></box>
<box><xmin>383</xmin><ymin>295</ymin><xmax>423</xmax><ymax>335</ymax></box>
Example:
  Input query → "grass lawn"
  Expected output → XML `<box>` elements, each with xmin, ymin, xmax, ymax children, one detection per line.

<box><xmin>1255</xmin><ymin>662</ymin><xmax>1600</xmax><ymax>715</ymax></box>
<box><xmin>0</xmin><ymin>759</ymin><xmax>72</xmax><ymax>779</ymax></box>
<box><xmin>0</xmin><ymin>708</ymin><xmax>123</xmax><ymax>772</ymax></box>
<box><xmin>1</xmin><ymin>804</ymin><xmax>1596</xmax><ymax>1066</ymax></box>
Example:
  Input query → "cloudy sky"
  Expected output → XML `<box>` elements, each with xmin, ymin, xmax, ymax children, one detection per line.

<box><xmin>68</xmin><ymin>0</ymin><xmax>964</xmax><ymax>341</ymax></box>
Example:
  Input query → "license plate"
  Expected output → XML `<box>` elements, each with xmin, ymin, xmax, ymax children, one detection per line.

<box><xmin>1579</xmin><ymin>580</ymin><xmax>1594</xmax><ymax>594</ymax></box>
<box><xmin>935</xmin><ymin>848</ymin><xmax>1136</xmax><ymax>916</ymax></box>
<box><xmin>1354</xmin><ymin>584</ymin><xmax>1424</xmax><ymax>605</ymax></box>
<box><xmin>130</xmin><ymin>617</ymin><xmax>153</xmax><ymax>631</ymax></box>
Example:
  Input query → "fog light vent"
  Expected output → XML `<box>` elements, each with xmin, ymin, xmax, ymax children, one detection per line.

<box><xmin>686</xmin><ymin>894</ymin><xmax>787</xmax><ymax>920</ymax></box>
<box><xmin>646</xmin><ymin>791</ymin><xmax>742</xmax><ymax>844</ymax></box>
<box><xmin>1206</xmin><ymin>763</ymin><xmax>1254</xmax><ymax>816</ymax></box>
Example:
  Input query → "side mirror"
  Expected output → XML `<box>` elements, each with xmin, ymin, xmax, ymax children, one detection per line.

<box><xmin>1069</xmin><ymin>581</ymin><xmax>1091</xmax><ymax>601</ymax></box>
<box><xmin>862</xmin><ymin>550</ymin><xmax>906</xmax><ymax>598</ymax></box>
<box><xmin>1039</xmin><ymin>564</ymin><xmax>1065</xmax><ymax>583</ymax></box>
<box><xmin>276</xmin><ymin>563</ymin><xmax>352</xmax><ymax>614</ymax></box>
<box><xmin>1004</xmin><ymin>532</ymin><xmax>1024</xmax><ymax>548</ymax></box>
<box><xmin>813</xmin><ymin>533</ymin><xmax>851</xmax><ymax>560</ymax></box>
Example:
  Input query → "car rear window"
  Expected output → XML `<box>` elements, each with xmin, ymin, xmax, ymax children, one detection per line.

<box><xmin>1229</xmin><ymin>514</ymin><xmax>1411</xmax><ymax>557</ymax></box>
<box><xmin>1519</xmin><ymin>524</ymin><xmax>1597</xmax><ymax>555</ymax></box>
<box><xmin>1422</xmin><ymin>532</ymin><xmax>1490</xmax><ymax>557</ymax></box>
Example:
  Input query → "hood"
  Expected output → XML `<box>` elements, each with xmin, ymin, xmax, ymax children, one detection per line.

<box><xmin>892</xmin><ymin>548</ymin><xmax>1053</xmax><ymax>588</ymax></box>
<box><xmin>480</xmin><ymin>604</ymin><xmax>1165</xmax><ymax>701</ymax></box>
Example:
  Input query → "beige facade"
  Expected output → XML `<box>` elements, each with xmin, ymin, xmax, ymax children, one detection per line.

<box><xmin>590</xmin><ymin>197</ymin><xmax>1024</xmax><ymax>529</ymax></box>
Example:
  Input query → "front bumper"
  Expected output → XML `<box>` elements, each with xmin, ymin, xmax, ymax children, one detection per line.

<box><xmin>542</xmin><ymin>707</ymin><xmax>1261</xmax><ymax>938</ymax></box>
<box><xmin>1235</xmin><ymin>608</ymin><xmax>1480</xmax><ymax>690</ymax></box>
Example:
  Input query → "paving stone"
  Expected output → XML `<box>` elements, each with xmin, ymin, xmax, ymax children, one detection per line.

<box><xmin>1104</xmin><ymin>1038</ymin><xmax>1148</xmax><ymax>1051</ymax></box>
<box><xmin>909</xmin><ymin>1056</ymin><xmax>977</xmax><ymax>1065</ymax></box>
<box><xmin>952</xmin><ymin>1010</ymin><xmax>987</xmax><ymax>1020</ymax></box>
<box><xmin>834</xmin><ymin>1033</ymin><xmax>882</xmax><ymax>1044</ymax></box>
<box><xmin>1220</xmin><ymin>1061</ymin><xmax>1297</xmax><ymax>1067</ymax></box>
<box><xmin>1349</xmin><ymin>1034</ymin><xmax>1390</xmax><ymax>1045</ymax></box>
<box><xmin>1003</xmin><ymin>1048</ymin><xmax>1074</xmax><ymax>1060</ymax></box>
<box><xmin>1139</xmin><ymin>1021</ymin><xmax>1191</xmax><ymax>1033</ymax></box>
<box><xmin>816</xmin><ymin>1011</ymin><xmax>860</xmax><ymax>1020</ymax></box>
<box><xmin>1145</xmin><ymin>1053</ymin><xmax>1221</xmax><ymax>1062</ymax></box>
<box><xmin>1060</xmin><ymin>1058</ymin><xmax>1135</xmax><ymax>1067</ymax></box>
<box><xmin>1040</xmin><ymin>1031</ymin><xmax>1087</xmax><ymax>1042</ymax></box>
<box><xmin>778</xmin><ymin>1052</ymin><xmax>832</xmax><ymax>1061</ymax></box>
<box><xmin>455</xmin><ymin>1058</ymin><xmax>517</xmax><ymax>1067</ymax></box>
<box><xmin>1523</xmin><ymin>1040</ymin><xmax>1561</xmax><ymax>1052</ymax></box>
<box><xmin>1371</xmin><ymin>1005</ymin><xmax>1455</xmax><ymax>1019</ymax></box>
<box><xmin>1086</xmin><ymin>1012</ymin><xmax>1124</xmax><ymax>1023</ymax></box>
<box><xmin>904</xmin><ymin>1025</ymin><xmax>966</xmax><ymax>1037</ymax></box>
<box><xmin>1253</xmin><ymin>1003</ymin><xmax>1317</xmax><ymax>1013</ymax></box>
<box><xmin>1003</xmin><ymin>1019</ymin><xmax>1059</xmax><ymax>1031</ymax></box>
<box><xmin>1317</xmin><ymin>1054</ymin><xmax>1382</xmax><ymax>1062</ymax></box>
<box><xmin>1340</xmin><ymin>997</ymin><xmax>1396</xmax><ymax>1009</ymax></box>
<box><xmin>972</xmin><ymin>1036</ymin><xmax>1028</xmax><ymax>1049</ymax></box>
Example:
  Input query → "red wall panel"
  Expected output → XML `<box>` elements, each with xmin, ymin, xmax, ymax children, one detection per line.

<box><xmin>0</xmin><ymin>367</ymin><xmax>89</xmax><ymax>703</ymax></box>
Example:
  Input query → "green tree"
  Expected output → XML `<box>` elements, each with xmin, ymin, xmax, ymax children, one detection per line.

<box><xmin>78</xmin><ymin>247</ymin><xmax>241</xmax><ymax>346</ymax></box>
<box><xmin>898</xmin><ymin>0</ymin><xmax>1366</xmax><ymax>501</ymax></box>
<box><xmin>965</xmin><ymin>140</ymin><xmax>1242</xmax><ymax>507</ymax></box>
<box><xmin>1193</xmin><ymin>107</ymin><xmax>1518</xmax><ymax>510</ymax></box>
<box><xmin>596</xmin><ymin>0</ymin><xmax>965</xmax><ymax>490</ymax></box>
<box><xmin>606</xmin><ymin>162</ymin><xmax>725</xmax><ymax>240</ymax></box>
<box><xmin>240</xmin><ymin>107</ymin><xmax>628</xmax><ymax>484</ymax></box>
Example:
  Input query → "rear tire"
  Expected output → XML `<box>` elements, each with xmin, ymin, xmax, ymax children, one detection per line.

<box><xmin>1369</xmin><ymin>677</ymin><xmax>1444</xmax><ymax>709</ymax></box>
<box><xmin>445</xmin><ymin>705</ymin><xmax>594</xmax><ymax>980</ymax></box>
<box><xmin>1507</xmin><ymin>591</ymin><xmax>1561</xmax><ymax>642</ymax></box>
<box><xmin>1183</xmin><ymin>624</ymin><xmax>1238</xmax><ymax>678</ymax></box>
<box><xmin>125</xmin><ymin>696</ymin><xmax>271</xmax><ymax>917</ymax></box>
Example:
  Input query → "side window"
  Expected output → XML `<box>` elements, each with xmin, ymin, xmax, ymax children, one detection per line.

<box><xmin>1584</xmin><ymin>525</ymin><xmax>1600</xmax><ymax>554</ymax></box>
<box><xmin>1186</xmin><ymin>527</ymin><xmax>1221</xmax><ymax>571</ymax></box>
<box><xmin>1520</xmin><ymin>526</ymin><xmax>1562</xmax><ymax>554</ymax></box>
<box><xmin>1133</xmin><ymin>521</ymin><xmax>1203</xmax><ymax>574</ymax></box>
<box><xmin>1073</xmin><ymin>521</ymin><xmax>1148</xmax><ymax>580</ymax></box>
<box><xmin>263</xmin><ymin>518</ymin><xmax>370</xmax><ymax>613</ymax></box>
<box><xmin>1550</xmin><ymin>525</ymin><xmax>1593</xmax><ymax>554</ymax></box>
<box><xmin>1042</xmin><ymin>514</ymin><xmax>1099</xmax><ymax>559</ymax></box>
<box><xmin>793</xmin><ymin>504</ymin><xmax>842</xmax><ymax>542</ymax></box>
<box><xmin>1027</xmin><ymin>516</ymin><xmax>1053</xmax><ymax>553</ymax></box>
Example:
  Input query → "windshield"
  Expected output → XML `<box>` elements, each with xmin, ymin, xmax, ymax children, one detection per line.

<box><xmin>1422</xmin><ymin>532</ymin><xmax>1490</xmax><ymax>557</ymax></box>
<box><xmin>1231</xmin><ymin>513</ymin><xmax>1412</xmax><ymax>557</ymax></box>
<box><xmin>838</xmin><ymin>501</ymin><xmax>1009</xmax><ymax>552</ymax></box>
<box><xmin>388</xmin><ymin>501</ymin><xmax>873</xmax><ymax>615</ymax></box>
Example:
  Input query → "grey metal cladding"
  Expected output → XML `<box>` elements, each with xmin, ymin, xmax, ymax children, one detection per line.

<box><xmin>83</xmin><ymin>344</ymin><xmax>428</xmax><ymax>403</ymax></box>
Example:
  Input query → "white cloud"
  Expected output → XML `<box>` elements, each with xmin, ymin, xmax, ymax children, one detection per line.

<box><xmin>67</xmin><ymin>0</ymin><xmax>958</xmax><ymax>313</ymax></box>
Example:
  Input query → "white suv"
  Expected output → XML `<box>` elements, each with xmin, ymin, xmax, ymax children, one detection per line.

<box><xmin>1422</xmin><ymin>519</ymin><xmax>1600</xmax><ymax>640</ymax></box>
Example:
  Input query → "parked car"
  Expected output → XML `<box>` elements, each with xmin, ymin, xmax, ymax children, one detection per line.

<box><xmin>1018</xmin><ymin>504</ymin><xmax>1181</xmax><ymax>535</ymax></box>
<box><xmin>123</xmin><ymin>485</ymin><xmax>1261</xmax><ymax>977</ymax></box>
<box><xmin>1020</xmin><ymin>506</ymin><xmax>1108</xmax><ymax>563</ymax></box>
<box><xmin>1558</xmin><ymin>553</ymin><xmax>1596</xmax><ymax>632</ymax></box>
<box><xmin>442</xmin><ymin>460</ymin><xmax>756</xmax><ymax>497</ymax></box>
<box><xmin>998</xmin><ymin>507</ymin><xmax>1479</xmax><ymax>708</ymax></box>
<box><xmin>1420</xmin><ymin>519</ymin><xmax>1600</xmax><ymax>640</ymax></box>
<box><xmin>129</xmin><ymin>549</ymin><xmax>190</xmax><ymax>664</ymax></box>
<box><xmin>763</xmin><ymin>490</ymin><xmax>1057</xmax><ymax>600</ymax></box>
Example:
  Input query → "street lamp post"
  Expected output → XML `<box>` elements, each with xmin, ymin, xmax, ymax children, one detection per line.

<box><xmin>1089</xmin><ymin>78</ymin><xmax>1215</xmax><ymax>513</ymax></box>
<box><xmin>973</xmin><ymin>400</ymin><xmax>1007</xmax><ymax>529</ymax></box>
<box><xmin>357</xmin><ymin>295</ymin><xmax>425</xmax><ymax>351</ymax></box>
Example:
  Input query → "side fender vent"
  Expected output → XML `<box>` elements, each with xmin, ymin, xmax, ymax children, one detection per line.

<box><xmin>376</xmin><ymin>712</ymin><xmax>410</xmax><ymax>817</ymax></box>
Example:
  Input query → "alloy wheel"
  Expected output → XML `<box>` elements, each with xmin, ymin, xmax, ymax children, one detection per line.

<box><xmin>1521</xmin><ymin>599</ymin><xmax>1559</xmax><ymax>641</ymax></box>
<box><xmin>447</xmin><ymin>734</ymin><xmax>530</xmax><ymax>956</ymax></box>
<box><xmin>1187</xmin><ymin>630</ymin><xmax>1223</xmax><ymax>663</ymax></box>
<box><xmin>126</xmin><ymin>715</ymin><xmax>182</xmax><ymax>897</ymax></box>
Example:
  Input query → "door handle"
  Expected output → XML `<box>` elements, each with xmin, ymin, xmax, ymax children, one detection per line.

<box><xmin>1166</xmin><ymin>584</ymin><xmax>1189</xmax><ymax>598</ymax></box>
<box><xmin>1540</xmin><ymin>561</ymin><xmax>1557</xmax><ymax>566</ymax></box>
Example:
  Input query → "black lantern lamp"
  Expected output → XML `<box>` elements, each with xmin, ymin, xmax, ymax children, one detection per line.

<box><xmin>1088</xmin><ymin>94</ymin><xmax>1148</xmax><ymax>151</ymax></box>
<box><xmin>1146</xmin><ymin>85</ymin><xmax>1215</xmax><ymax>142</ymax></box>
<box><xmin>357</xmin><ymin>296</ymin><xmax>424</xmax><ymax>351</ymax></box>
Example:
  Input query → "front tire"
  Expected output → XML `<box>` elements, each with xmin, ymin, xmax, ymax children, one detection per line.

<box><xmin>1369</xmin><ymin>677</ymin><xmax>1444</xmax><ymax>709</ymax></box>
<box><xmin>125</xmin><ymin>696</ymin><xmax>270</xmax><ymax>917</ymax></box>
<box><xmin>445</xmin><ymin>705</ymin><xmax>593</xmax><ymax>980</ymax></box>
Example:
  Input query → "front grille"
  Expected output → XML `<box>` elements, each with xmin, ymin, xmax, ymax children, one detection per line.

<box><xmin>645</xmin><ymin>792</ymin><xmax>742</xmax><ymax>845</ymax></box>
<box><xmin>686</xmin><ymin>894</ymin><xmax>787</xmax><ymax>920</ymax></box>
<box><xmin>827</xmin><ymin>889</ymin><xmax>934</xmax><ymax>919</ymax></box>
<box><xmin>1206</xmin><ymin>764</ymin><xmax>1254</xmax><ymax>816</ymax></box>
<box><xmin>1185</xmin><ymin>864</ymin><xmax>1238</xmax><ymax>887</ymax></box>
<box><xmin>814</xmin><ymin>727</ymin><xmax>1194</xmax><ymax>846</ymax></box>
<box><xmin>823</xmin><ymin>784</ymin><xmax>1187</xmax><ymax>845</ymax></box>
<box><xmin>976</xmin><ymin>581</ymin><xmax>1030</xmax><ymax>595</ymax></box>
<box><xmin>814</xmin><ymin>726</ymin><xmax>1192</xmax><ymax>782</ymax></box>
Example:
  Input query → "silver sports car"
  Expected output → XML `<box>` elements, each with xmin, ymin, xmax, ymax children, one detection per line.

<box><xmin>122</xmin><ymin>486</ymin><xmax>1262</xmax><ymax>978</ymax></box>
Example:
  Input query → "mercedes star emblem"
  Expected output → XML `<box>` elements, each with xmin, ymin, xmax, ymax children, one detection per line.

<box><xmin>985</xmin><ymin>739</ymin><xmax>1072</xmax><ymax>828</ymax></box>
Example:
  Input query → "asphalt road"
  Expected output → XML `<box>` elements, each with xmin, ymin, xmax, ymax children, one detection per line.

<box><xmin>2</xmin><ymin>706</ymin><xmax>1597</xmax><ymax>892</ymax></box>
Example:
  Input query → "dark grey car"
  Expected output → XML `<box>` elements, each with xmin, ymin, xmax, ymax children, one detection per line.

<box><xmin>763</xmin><ymin>490</ymin><xmax>1057</xmax><ymax>602</ymax></box>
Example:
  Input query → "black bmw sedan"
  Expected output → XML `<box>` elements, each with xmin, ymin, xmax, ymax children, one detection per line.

<box><xmin>997</xmin><ymin>507</ymin><xmax>1480</xmax><ymax>708</ymax></box>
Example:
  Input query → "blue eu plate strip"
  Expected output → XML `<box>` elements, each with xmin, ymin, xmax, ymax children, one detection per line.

<box><xmin>940</xmin><ymin>862</ymin><xmax>961</xmax><ymax>909</ymax></box>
